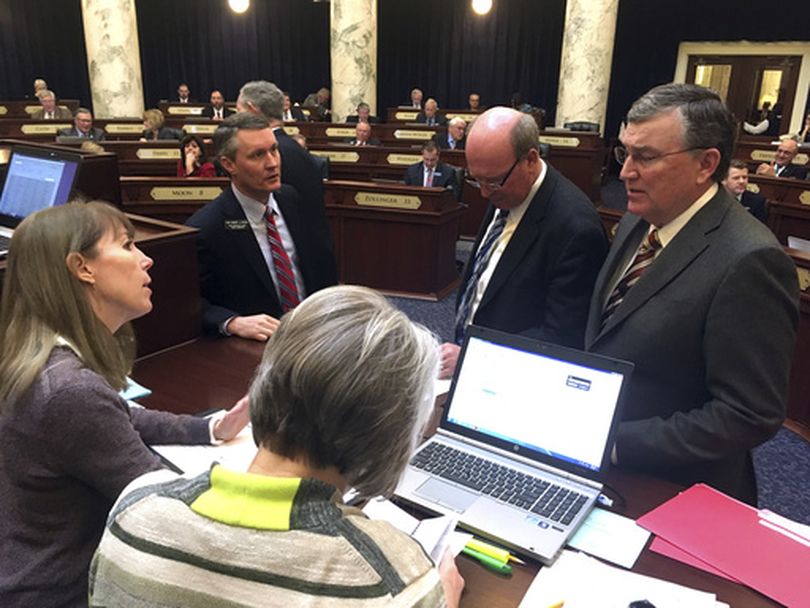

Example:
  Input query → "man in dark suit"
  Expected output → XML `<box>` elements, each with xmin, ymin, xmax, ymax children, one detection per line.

<box><xmin>755</xmin><ymin>137</ymin><xmax>808</xmax><ymax>179</ymax></box>
<box><xmin>187</xmin><ymin>113</ymin><xmax>336</xmax><ymax>341</ymax></box>
<box><xmin>404</xmin><ymin>141</ymin><xmax>457</xmax><ymax>194</ymax></box>
<box><xmin>281</xmin><ymin>93</ymin><xmax>305</xmax><ymax>122</ymax></box>
<box><xmin>415</xmin><ymin>99</ymin><xmax>447</xmax><ymax>127</ymax></box>
<box><xmin>201</xmin><ymin>90</ymin><xmax>233</xmax><ymax>120</ymax></box>
<box><xmin>433</xmin><ymin>117</ymin><xmax>466</xmax><ymax>150</ymax></box>
<box><xmin>177</xmin><ymin>83</ymin><xmax>194</xmax><ymax>104</ymax></box>
<box><xmin>585</xmin><ymin>84</ymin><xmax>798</xmax><ymax>504</ymax></box>
<box><xmin>439</xmin><ymin>107</ymin><xmax>608</xmax><ymax>377</ymax></box>
<box><xmin>57</xmin><ymin>108</ymin><xmax>105</xmax><ymax>141</ymax></box>
<box><xmin>722</xmin><ymin>160</ymin><xmax>767</xmax><ymax>223</ymax></box>
<box><xmin>345</xmin><ymin>102</ymin><xmax>379</xmax><ymax>124</ymax></box>
<box><xmin>346</xmin><ymin>122</ymin><xmax>381</xmax><ymax>146</ymax></box>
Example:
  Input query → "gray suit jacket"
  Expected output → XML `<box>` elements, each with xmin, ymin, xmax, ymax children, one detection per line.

<box><xmin>585</xmin><ymin>188</ymin><xmax>799</xmax><ymax>503</ymax></box>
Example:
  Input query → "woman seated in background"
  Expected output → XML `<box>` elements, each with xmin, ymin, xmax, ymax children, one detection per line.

<box><xmin>801</xmin><ymin>113</ymin><xmax>810</xmax><ymax>144</ymax></box>
<box><xmin>140</xmin><ymin>108</ymin><xmax>182</xmax><ymax>141</ymax></box>
<box><xmin>177</xmin><ymin>133</ymin><xmax>216</xmax><ymax>177</ymax></box>
<box><xmin>91</xmin><ymin>285</ymin><xmax>465</xmax><ymax>608</ymax></box>
<box><xmin>0</xmin><ymin>202</ymin><xmax>248</xmax><ymax>607</ymax></box>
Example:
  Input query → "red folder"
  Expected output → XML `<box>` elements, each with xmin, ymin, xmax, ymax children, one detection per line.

<box><xmin>637</xmin><ymin>483</ymin><xmax>810</xmax><ymax>608</ymax></box>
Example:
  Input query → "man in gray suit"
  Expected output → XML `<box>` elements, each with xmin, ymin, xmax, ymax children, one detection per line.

<box><xmin>586</xmin><ymin>83</ymin><xmax>799</xmax><ymax>504</ymax></box>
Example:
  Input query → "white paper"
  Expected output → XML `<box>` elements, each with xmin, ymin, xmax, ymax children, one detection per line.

<box><xmin>567</xmin><ymin>507</ymin><xmax>651</xmax><ymax>568</ymax></box>
<box><xmin>151</xmin><ymin>425</ymin><xmax>257</xmax><ymax>476</ymax></box>
<box><xmin>519</xmin><ymin>550</ymin><xmax>720</xmax><ymax>608</ymax></box>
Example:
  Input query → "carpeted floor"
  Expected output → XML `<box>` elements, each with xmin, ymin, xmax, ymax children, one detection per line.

<box><xmin>387</xmin><ymin>234</ymin><xmax>810</xmax><ymax>524</ymax></box>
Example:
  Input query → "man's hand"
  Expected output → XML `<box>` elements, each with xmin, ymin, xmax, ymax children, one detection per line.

<box><xmin>212</xmin><ymin>395</ymin><xmax>249</xmax><ymax>442</ymax></box>
<box><xmin>438</xmin><ymin>550</ymin><xmax>465</xmax><ymax>608</ymax></box>
<box><xmin>756</xmin><ymin>162</ymin><xmax>775</xmax><ymax>176</ymax></box>
<box><xmin>226</xmin><ymin>314</ymin><xmax>281</xmax><ymax>341</ymax></box>
<box><xmin>438</xmin><ymin>343</ymin><xmax>461</xmax><ymax>379</ymax></box>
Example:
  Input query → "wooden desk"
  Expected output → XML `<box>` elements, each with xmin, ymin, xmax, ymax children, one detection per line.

<box><xmin>746</xmin><ymin>174</ymin><xmax>810</xmax><ymax>245</ymax></box>
<box><xmin>119</xmin><ymin>176</ymin><xmax>228</xmax><ymax>223</ymax></box>
<box><xmin>0</xmin><ymin>99</ymin><xmax>79</xmax><ymax>118</ymax></box>
<box><xmin>325</xmin><ymin>180</ymin><xmax>463</xmax><ymax>299</ymax></box>
<box><xmin>132</xmin><ymin>337</ymin><xmax>779</xmax><ymax>607</ymax></box>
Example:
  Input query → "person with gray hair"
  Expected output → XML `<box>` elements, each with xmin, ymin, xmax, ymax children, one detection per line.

<box><xmin>346</xmin><ymin>101</ymin><xmax>379</xmax><ymax>124</ymax></box>
<box><xmin>434</xmin><ymin>116</ymin><xmax>466</xmax><ymax>150</ymax></box>
<box><xmin>31</xmin><ymin>90</ymin><xmax>72</xmax><ymax>120</ymax></box>
<box><xmin>439</xmin><ymin>106</ymin><xmax>607</xmax><ymax>378</ymax></box>
<box><xmin>90</xmin><ymin>285</ymin><xmax>465</xmax><ymax>608</ymax></box>
<box><xmin>585</xmin><ymin>83</ymin><xmax>799</xmax><ymax>504</ymax></box>
<box><xmin>186</xmin><ymin>112</ymin><xmax>336</xmax><ymax>341</ymax></box>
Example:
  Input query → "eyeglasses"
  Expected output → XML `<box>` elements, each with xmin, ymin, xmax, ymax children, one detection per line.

<box><xmin>614</xmin><ymin>145</ymin><xmax>707</xmax><ymax>168</ymax></box>
<box><xmin>465</xmin><ymin>155</ymin><xmax>524</xmax><ymax>191</ymax></box>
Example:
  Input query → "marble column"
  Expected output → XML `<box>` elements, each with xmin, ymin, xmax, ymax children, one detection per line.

<box><xmin>555</xmin><ymin>0</ymin><xmax>619</xmax><ymax>133</ymax></box>
<box><xmin>81</xmin><ymin>0</ymin><xmax>144</xmax><ymax>118</ymax></box>
<box><xmin>330</xmin><ymin>0</ymin><xmax>377</xmax><ymax>123</ymax></box>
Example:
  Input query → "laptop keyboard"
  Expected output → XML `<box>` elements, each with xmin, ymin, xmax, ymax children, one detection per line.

<box><xmin>411</xmin><ymin>442</ymin><xmax>589</xmax><ymax>526</ymax></box>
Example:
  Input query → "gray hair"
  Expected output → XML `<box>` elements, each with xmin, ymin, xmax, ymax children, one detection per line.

<box><xmin>39</xmin><ymin>90</ymin><xmax>55</xmax><ymax>100</ymax></box>
<box><xmin>249</xmin><ymin>285</ymin><xmax>439</xmax><ymax>497</ymax></box>
<box><xmin>74</xmin><ymin>107</ymin><xmax>91</xmax><ymax>117</ymax></box>
<box><xmin>627</xmin><ymin>83</ymin><xmax>736</xmax><ymax>182</ymax></box>
<box><xmin>510</xmin><ymin>112</ymin><xmax>540</xmax><ymax>158</ymax></box>
<box><xmin>448</xmin><ymin>117</ymin><xmax>466</xmax><ymax>129</ymax></box>
<box><xmin>214</xmin><ymin>112</ymin><xmax>270</xmax><ymax>160</ymax></box>
<box><xmin>237</xmin><ymin>80</ymin><xmax>284</xmax><ymax>121</ymax></box>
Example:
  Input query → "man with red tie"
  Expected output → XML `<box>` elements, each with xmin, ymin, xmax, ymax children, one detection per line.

<box><xmin>404</xmin><ymin>142</ymin><xmax>457</xmax><ymax>194</ymax></box>
<box><xmin>186</xmin><ymin>113</ymin><xmax>336</xmax><ymax>341</ymax></box>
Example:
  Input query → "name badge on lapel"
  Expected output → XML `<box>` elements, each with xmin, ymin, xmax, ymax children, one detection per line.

<box><xmin>224</xmin><ymin>220</ymin><xmax>249</xmax><ymax>231</ymax></box>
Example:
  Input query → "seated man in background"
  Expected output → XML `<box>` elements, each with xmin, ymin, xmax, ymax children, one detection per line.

<box><xmin>433</xmin><ymin>117</ymin><xmax>466</xmax><ymax>150</ymax></box>
<box><xmin>722</xmin><ymin>160</ymin><xmax>767</xmax><ymax>223</ymax></box>
<box><xmin>90</xmin><ymin>285</ymin><xmax>464</xmax><ymax>608</ymax></box>
<box><xmin>345</xmin><ymin>102</ymin><xmax>379</xmax><ymax>124</ymax></box>
<box><xmin>404</xmin><ymin>141</ymin><xmax>458</xmax><ymax>197</ymax></box>
<box><xmin>282</xmin><ymin>92</ymin><xmax>305</xmax><ymax>121</ymax></box>
<box><xmin>202</xmin><ymin>89</ymin><xmax>233</xmax><ymax>120</ymax></box>
<box><xmin>57</xmin><ymin>108</ymin><xmax>105</xmax><ymax>141</ymax></box>
<box><xmin>468</xmin><ymin>92</ymin><xmax>482</xmax><ymax>111</ymax></box>
<box><xmin>186</xmin><ymin>113</ymin><xmax>336</xmax><ymax>341</ymax></box>
<box><xmin>408</xmin><ymin>87</ymin><xmax>424</xmax><ymax>108</ymax></box>
<box><xmin>31</xmin><ymin>90</ymin><xmax>72</xmax><ymax>119</ymax></box>
<box><xmin>303</xmin><ymin>87</ymin><xmax>331</xmax><ymax>121</ymax></box>
<box><xmin>347</xmin><ymin>121</ymin><xmax>381</xmax><ymax>146</ymax></box>
<box><xmin>755</xmin><ymin>137</ymin><xmax>808</xmax><ymax>179</ymax></box>
<box><xmin>416</xmin><ymin>98</ymin><xmax>447</xmax><ymax>127</ymax></box>
<box><xmin>177</xmin><ymin>82</ymin><xmax>194</xmax><ymax>103</ymax></box>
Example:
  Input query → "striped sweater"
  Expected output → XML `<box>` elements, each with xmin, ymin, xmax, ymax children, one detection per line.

<box><xmin>89</xmin><ymin>466</ymin><xmax>445</xmax><ymax>607</ymax></box>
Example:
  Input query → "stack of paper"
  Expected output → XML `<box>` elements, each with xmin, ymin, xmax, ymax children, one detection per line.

<box><xmin>519</xmin><ymin>550</ymin><xmax>727</xmax><ymax>608</ymax></box>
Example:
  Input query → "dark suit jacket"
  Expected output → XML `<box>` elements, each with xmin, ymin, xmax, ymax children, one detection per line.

<box><xmin>585</xmin><ymin>189</ymin><xmax>799</xmax><ymax>503</ymax></box>
<box><xmin>460</xmin><ymin>164</ymin><xmax>608</xmax><ymax>349</ymax></box>
<box><xmin>56</xmin><ymin>127</ymin><xmax>105</xmax><ymax>141</ymax></box>
<box><xmin>433</xmin><ymin>132</ymin><xmax>465</xmax><ymax>150</ymax></box>
<box><xmin>775</xmin><ymin>163</ymin><xmax>808</xmax><ymax>180</ymax></box>
<box><xmin>415</xmin><ymin>112</ymin><xmax>447</xmax><ymax>127</ymax></box>
<box><xmin>141</xmin><ymin>127</ymin><xmax>183</xmax><ymax>141</ymax></box>
<box><xmin>345</xmin><ymin>138</ymin><xmax>382</xmax><ymax>147</ymax></box>
<box><xmin>283</xmin><ymin>107</ymin><xmax>306</xmax><ymax>122</ymax></box>
<box><xmin>186</xmin><ymin>185</ymin><xmax>337</xmax><ymax>333</ymax></box>
<box><xmin>404</xmin><ymin>161</ymin><xmax>456</xmax><ymax>190</ymax></box>
<box><xmin>345</xmin><ymin>115</ymin><xmax>380</xmax><ymax>124</ymax></box>
<box><xmin>201</xmin><ymin>106</ymin><xmax>234</xmax><ymax>119</ymax></box>
<box><xmin>739</xmin><ymin>190</ymin><xmax>768</xmax><ymax>223</ymax></box>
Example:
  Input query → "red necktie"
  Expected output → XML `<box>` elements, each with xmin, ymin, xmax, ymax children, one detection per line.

<box><xmin>425</xmin><ymin>168</ymin><xmax>434</xmax><ymax>187</ymax></box>
<box><xmin>601</xmin><ymin>229</ymin><xmax>661</xmax><ymax>327</ymax></box>
<box><xmin>263</xmin><ymin>207</ymin><xmax>300</xmax><ymax>312</ymax></box>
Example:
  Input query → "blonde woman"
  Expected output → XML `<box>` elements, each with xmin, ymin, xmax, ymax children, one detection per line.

<box><xmin>140</xmin><ymin>108</ymin><xmax>182</xmax><ymax>141</ymax></box>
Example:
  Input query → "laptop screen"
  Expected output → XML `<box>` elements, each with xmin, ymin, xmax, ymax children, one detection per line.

<box><xmin>0</xmin><ymin>145</ymin><xmax>81</xmax><ymax>228</ymax></box>
<box><xmin>442</xmin><ymin>327</ymin><xmax>632</xmax><ymax>480</ymax></box>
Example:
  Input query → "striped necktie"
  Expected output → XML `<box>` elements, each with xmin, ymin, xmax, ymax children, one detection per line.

<box><xmin>425</xmin><ymin>168</ymin><xmax>434</xmax><ymax>187</ymax></box>
<box><xmin>454</xmin><ymin>210</ymin><xmax>509</xmax><ymax>343</ymax></box>
<box><xmin>601</xmin><ymin>229</ymin><xmax>661</xmax><ymax>328</ymax></box>
<box><xmin>263</xmin><ymin>207</ymin><xmax>300</xmax><ymax>313</ymax></box>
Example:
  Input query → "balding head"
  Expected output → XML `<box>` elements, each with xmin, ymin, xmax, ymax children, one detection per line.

<box><xmin>465</xmin><ymin>107</ymin><xmax>542</xmax><ymax>209</ymax></box>
<box><xmin>775</xmin><ymin>138</ymin><xmax>799</xmax><ymax>167</ymax></box>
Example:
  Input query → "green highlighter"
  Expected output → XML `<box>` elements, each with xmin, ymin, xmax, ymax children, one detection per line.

<box><xmin>461</xmin><ymin>546</ymin><xmax>513</xmax><ymax>575</ymax></box>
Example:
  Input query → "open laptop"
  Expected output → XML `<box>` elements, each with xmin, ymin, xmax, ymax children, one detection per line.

<box><xmin>395</xmin><ymin>325</ymin><xmax>633</xmax><ymax>565</ymax></box>
<box><xmin>0</xmin><ymin>144</ymin><xmax>82</xmax><ymax>257</ymax></box>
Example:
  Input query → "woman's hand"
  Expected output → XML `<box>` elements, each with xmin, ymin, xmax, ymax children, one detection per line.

<box><xmin>438</xmin><ymin>550</ymin><xmax>465</xmax><ymax>608</ymax></box>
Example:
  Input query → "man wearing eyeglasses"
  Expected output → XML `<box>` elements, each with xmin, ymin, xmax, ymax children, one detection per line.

<box><xmin>438</xmin><ymin>107</ymin><xmax>607</xmax><ymax>378</ymax></box>
<box><xmin>585</xmin><ymin>83</ymin><xmax>798</xmax><ymax>504</ymax></box>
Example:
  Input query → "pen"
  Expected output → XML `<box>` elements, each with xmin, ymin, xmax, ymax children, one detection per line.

<box><xmin>465</xmin><ymin>538</ymin><xmax>526</xmax><ymax>565</ymax></box>
<box><xmin>461</xmin><ymin>546</ymin><xmax>513</xmax><ymax>574</ymax></box>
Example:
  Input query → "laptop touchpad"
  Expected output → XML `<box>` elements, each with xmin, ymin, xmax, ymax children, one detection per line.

<box><xmin>415</xmin><ymin>479</ymin><xmax>478</xmax><ymax>513</ymax></box>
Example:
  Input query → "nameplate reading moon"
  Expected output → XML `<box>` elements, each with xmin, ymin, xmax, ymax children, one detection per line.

<box><xmin>386</xmin><ymin>153</ymin><xmax>422</xmax><ymax>165</ymax></box>
<box><xmin>21</xmin><ymin>123</ymin><xmax>71</xmax><ymax>134</ymax></box>
<box><xmin>325</xmin><ymin>128</ymin><xmax>356</xmax><ymax>138</ymax></box>
<box><xmin>312</xmin><ymin>150</ymin><xmax>359</xmax><ymax>162</ymax></box>
<box><xmin>136</xmin><ymin>149</ymin><xmax>181</xmax><ymax>159</ymax></box>
<box><xmin>799</xmin><ymin>191</ymin><xmax>810</xmax><ymax>206</ymax></box>
<box><xmin>282</xmin><ymin>126</ymin><xmax>300</xmax><ymax>135</ymax></box>
<box><xmin>393</xmin><ymin>129</ymin><xmax>435</xmax><ymax>140</ymax></box>
<box><xmin>104</xmin><ymin>123</ymin><xmax>144</xmax><ymax>134</ymax></box>
<box><xmin>355</xmin><ymin>192</ymin><xmax>422</xmax><ymax>210</ymax></box>
<box><xmin>183</xmin><ymin>124</ymin><xmax>217</xmax><ymax>135</ymax></box>
<box><xmin>394</xmin><ymin>111</ymin><xmax>419</xmax><ymax>121</ymax></box>
<box><xmin>167</xmin><ymin>106</ymin><xmax>204</xmax><ymax>115</ymax></box>
<box><xmin>149</xmin><ymin>187</ymin><xmax>223</xmax><ymax>200</ymax></box>
<box><xmin>538</xmin><ymin>135</ymin><xmax>581</xmax><ymax>147</ymax></box>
